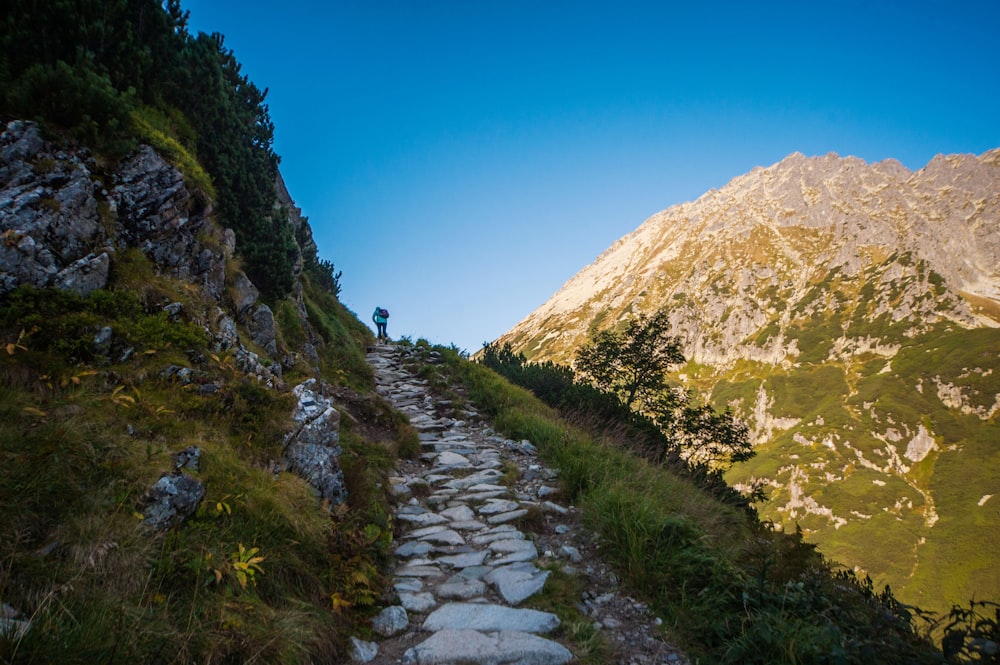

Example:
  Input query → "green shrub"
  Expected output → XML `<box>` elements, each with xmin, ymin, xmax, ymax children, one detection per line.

<box><xmin>4</xmin><ymin>60</ymin><xmax>135</xmax><ymax>153</ymax></box>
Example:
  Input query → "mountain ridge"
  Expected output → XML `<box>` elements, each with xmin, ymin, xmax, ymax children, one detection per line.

<box><xmin>494</xmin><ymin>148</ymin><xmax>1000</xmax><ymax>614</ymax></box>
<box><xmin>502</xmin><ymin>148</ymin><xmax>999</xmax><ymax>366</ymax></box>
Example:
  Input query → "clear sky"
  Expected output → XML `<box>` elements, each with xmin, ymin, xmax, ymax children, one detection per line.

<box><xmin>182</xmin><ymin>0</ymin><xmax>1000</xmax><ymax>353</ymax></box>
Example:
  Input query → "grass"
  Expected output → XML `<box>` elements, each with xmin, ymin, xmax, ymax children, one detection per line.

<box><xmin>0</xmin><ymin>269</ymin><xmax>403</xmax><ymax>663</ymax></box>
<box><xmin>429</xmin><ymin>345</ymin><xmax>943</xmax><ymax>664</ymax></box>
<box><xmin>525</xmin><ymin>564</ymin><xmax>613</xmax><ymax>664</ymax></box>
<box><xmin>714</xmin><ymin>312</ymin><xmax>1000</xmax><ymax>626</ymax></box>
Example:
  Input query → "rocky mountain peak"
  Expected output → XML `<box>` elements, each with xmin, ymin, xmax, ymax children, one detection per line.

<box><xmin>500</xmin><ymin>149</ymin><xmax>1000</xmax><ymax>366</ymax></box>
<box><xmin>493</xmin><ymin>148</ymin><xmax>1000</xmax><ymax>614</ymax></box>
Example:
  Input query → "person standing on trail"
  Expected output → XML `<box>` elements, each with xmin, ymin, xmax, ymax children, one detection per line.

<box><xmin>372</xmin><ymin>306</ymin><xmax>389</xmax><ymax>342</ymax></box>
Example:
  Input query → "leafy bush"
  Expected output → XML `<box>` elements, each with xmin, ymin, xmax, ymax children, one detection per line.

<box><xmin>942</xmin><ymin>601</ymin><xmax>1000</xmax><ymax>663</ymax></box>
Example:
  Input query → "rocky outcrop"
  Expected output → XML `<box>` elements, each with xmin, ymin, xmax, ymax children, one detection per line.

<box><xmin>284</xmin><ymin>379</ymin><xmax>346</xmax><ymax>504</ymax></box>
<box><xmin>2</xmin><ymin>119</ymin><xmax>347</xmax><ymax>512</ymax></box>
<box><xmin>113</xmin><ymin>144</ymin><xmax>226</xmax><ymax>299</ymax></box>
<box><xmin>0</xmin><ymin>121</ymin><xmax>304</xmax><ymax>384</ymax></box>
<box><xmin>0</xmin><ymin>121</ymin><xmax>229</xmax><ymax>300</ymax></box>
<box><xmin>1</xmin><ymin>121</ymin><xmax>107</xmax><ymax>294</ymax></box>
<box><xmin>499</xmin><ymin>149</ymin><xmax>1000</xmax><ymax>366</ymax></box>
<box><xmin>141</xmin><ymin>472</ymin><xmax>206</xmax><ymax>529</ymax></box>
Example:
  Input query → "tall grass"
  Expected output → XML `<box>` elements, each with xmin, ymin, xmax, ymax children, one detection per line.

<box><xmin>432</xmin><ymin>345</ymin><xmax>944</xmax><ymax>664</ymax></box>
<box><xmin>0</xmin><ymin>280</ymin><xmax>400</xmax><ymax>663</ymax></box>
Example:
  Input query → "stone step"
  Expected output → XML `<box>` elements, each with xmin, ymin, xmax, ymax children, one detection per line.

<box><xmin>402</xmin><ymin>629</ymin><xmax>572</xmax><ymax>665</ymax></box>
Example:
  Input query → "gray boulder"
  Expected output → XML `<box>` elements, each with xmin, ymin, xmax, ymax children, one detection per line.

<box><xmin>142</xmin><ymin>472</ymin><xmax>205</xmax><ymax>529</ymax></box>
<box><xmin>249</xmin><ymin>304</ymin><xmax>277</xmax><ymax>356</ymax></box>
<box><xmin>283</xmin><ymin>380</ymin><xmax>346</xmax><ymax>504</ymax></box>
<box><xmin>52</xmin><ymin>251</ymin><xmax>110</xmax><ymax>295</ymax></box>
<box><xmin>372</xmin><ymin>605</ymin><xmax>408</xmax><ymax>637</ymax></box>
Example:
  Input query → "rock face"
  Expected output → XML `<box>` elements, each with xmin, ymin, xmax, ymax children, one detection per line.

<box><xmin>0</xmin><ymin>121</ymin><xmax>227</xmax><ymax>299</ymax></box>
<box><xmin>114</xmin><ymin>144</ymin><xmax>227</xmax><ymax>299</ymax></box>
<box><xmin>284</xmin><ymin>380</ymin><xmax>346</xmax><ymax>504</ymax></box>
<box><xmin>500</xmin><ymin>149</ymin><xmax>1000</xmax><ymax>366</ymax></box>
<box><xmin>494</xmin><ymin>149</ymin><xmax>1000</xmax><ymax>615</ymax></box>
<box><xmin>0</xmin><ymin>120</ymin><xmax>349</xmax><ymax>515</ymax></box>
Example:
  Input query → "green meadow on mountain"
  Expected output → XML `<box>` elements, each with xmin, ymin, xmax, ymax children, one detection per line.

<box><xmin>495</xmin><ymin>149</ymin><xmax>1000</xmax><ymax>617</ymax></box>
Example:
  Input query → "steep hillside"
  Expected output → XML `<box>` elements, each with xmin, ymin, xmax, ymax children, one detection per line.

<box><xmin>495</xmin><ymin>150</ymin><xmax>1000</xmax><ymax>614</ymax></box>
<box><xmin>0</xmin><ymin>118</ymin><xmax>426</xmax><ymax>661</ymax></box>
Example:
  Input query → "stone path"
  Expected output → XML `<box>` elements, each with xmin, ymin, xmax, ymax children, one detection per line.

<box><xmin>351</xmin><ymin>343</ymin><xmax>688</xmax><ymax>665</ymax></box>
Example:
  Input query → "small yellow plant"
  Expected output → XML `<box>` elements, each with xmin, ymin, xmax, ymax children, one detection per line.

<box><xmin>231</xmin><ymin>544</ymin><xmax>265</xmax><ymax>589</ymax></box>
<box><xmin>111</xmin><ymin>385</ymin><xmax>138</xmax><ymax>407</ymax></box>
<box><xmin>38</xmin><ymin>369</ymin><xmax>98</xmax><ymax>391</ymax></box>
<box><xmin>5</xmin><ymin>328</ymin><xmax>29</xmax><ymax>355</ymax></box>
<box><xmin>330</xmin><ymin>591</ymin><xmax>353</xmax><ymax>614</ymax></box>
<box><xmin>109</xmin><ymin>385</ymin><xmax>173</xmax><ymax>417</ymax></box>
<box><xmin>213</xmin><ymin>493</ymin><xmax>244</xmax><ymax>517</ymax></box>
<box><xmin>203</xmin><ymin>544</ymin><xmax>266</xmax><ymax>591</ymax></box>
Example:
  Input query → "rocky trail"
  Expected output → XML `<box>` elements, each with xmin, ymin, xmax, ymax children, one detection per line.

<box><xmin>350</xmin><ymin>343</ymin><xmax>688</xmax><ymax>665</ymax></box>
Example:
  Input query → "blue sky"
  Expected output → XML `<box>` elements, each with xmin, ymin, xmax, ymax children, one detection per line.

<box><xmin>182</xmin><ymin>0</ymin><xmax>1000</xmax><ymax>353</ymax></box>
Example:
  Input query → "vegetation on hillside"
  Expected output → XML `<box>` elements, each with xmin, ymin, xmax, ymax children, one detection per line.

<box><xmin>471</xmin><ymin>328</ymin><xmax>999</xmax><ymax>662</ymax></box>
<box><xmin>1</xmin><ymin>0</ymin><xmax>296</xmax><ymax>300</ymax></box>
<box><xmin>0</xmin><ymin>3</ymin><xmax>409</xmax><ymax>659</ymax></box>
<box><xmin>2</xmin><ymin>1</ymin><xmax>996</xmax><ymax>662</ymax></box>
<box><xmin>0</xmin><ymin>247</ymin><xmax>417</xmax><ymax>661</ymax></box>
<box><xmin>411</xmin><ymin>342</ymin><xmax>970</xmax><ymax>664</ymax></box>
<box><xmin>480</xmin><ymin>311</ymin><xmax>758</xmax><ymax>511</ymax></box>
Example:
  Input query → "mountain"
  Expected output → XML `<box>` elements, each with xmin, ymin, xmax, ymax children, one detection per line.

<box><xmin>494</xmin><ymin>149</ymin><xmax>1000</xmax><ymax>613</ymax></box>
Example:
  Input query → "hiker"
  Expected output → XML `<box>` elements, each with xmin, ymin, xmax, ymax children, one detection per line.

<box><xmin>372</xmin><ymin>306</ymin><xmax>389</xmax><ymax>342</ymax></box>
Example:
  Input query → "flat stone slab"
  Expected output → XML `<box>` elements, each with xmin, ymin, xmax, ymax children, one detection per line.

<box><xmin>433</xmin><ymin>451</ymin><xmax>472</xmax><ymax>467</ymax></box>
<box><xmin>407</xmin><ymin>525</ymin><xmax>447</xmax><ymax>539</ymax></box>
<box><xmin>402</xmin><ymin>629</ymin><xmax>572</xmax><ymax>665</ymax></box>
<box><xmin>422</xmin><ymin>603</ymin><xmax>560</xmax><ymax>634</ymax></box>
<box><xmin>395</xmin><ymin>579</ymin><xmax>422</xmax><ymax>593</ymax></box>
<box><xmin>485</xmin><ymin>563</ymin><xmax>551</xmax><ymax>605</ymax></box>
<box><xmin>488</xmin><ymin>538</ymin><xmax>538</xmax><ymax>564</ymax></box>
<box><xmin>423</xmin><ymin>474</ymin><xmax>453</xmax><ymax>485</ymax></box>
<box><xmin>477</xmin><ymin>499</ymin><xmax>521</xmax><ymax>515</ymax></box>
<box><xmin>412</xmin><ymin>529</ymin><xmax>466</xmax><ymax>546</ymax></box>
<box><xmin>466</xmin><ymin>483</ymin><xmax>508</xmax><ymax>493</ymax></box>
<box><xmin>458</xmin><ymin>490</ymin><xmax>509</xmax><ymax>503</ymax></box>
<box><xmin>399</xmin><ymin>591</ymin><xmax>437</xmax><ymax>613</ymax></box>
<box><xmin>398</xmin><ymin>511</ymin><xmax>448</xmax><ymax>527</ymax></box>
<box><xmin>435</xmin><ymin>550</ymin><xmax>488</xmax><ymax>569</ymax></box>
<box><xmin>397</xmin><ymin>564</ymin><xmax>442</xmax><ymax>578</ymax></box>
<box><xmin>435</xmin><ymin>576</ymin><xmax>486</xmax><ymax>600</ymax></box>
<box><xmin>487</xmin><ymin>509</ymin><xmax>528</xmax><ymax>525</ymax></box>
<box><xmin>439</xmin><ymin>505</ymin><xmax>476</xmax><ymax>522</ymax></box>
<box><xmin>471</xmin><ymin>525</ymin><xmax>524</xmax><ymax>546</ymax></box>
<box><xmin>396</xmin><ymin>541</ymin><xmax>435</xmax><ymax>558</ymax></box>
<box><xmin>443</xmin><ymin>469</ymin><xmax>504</xmax><ymax>490</ymax></box>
